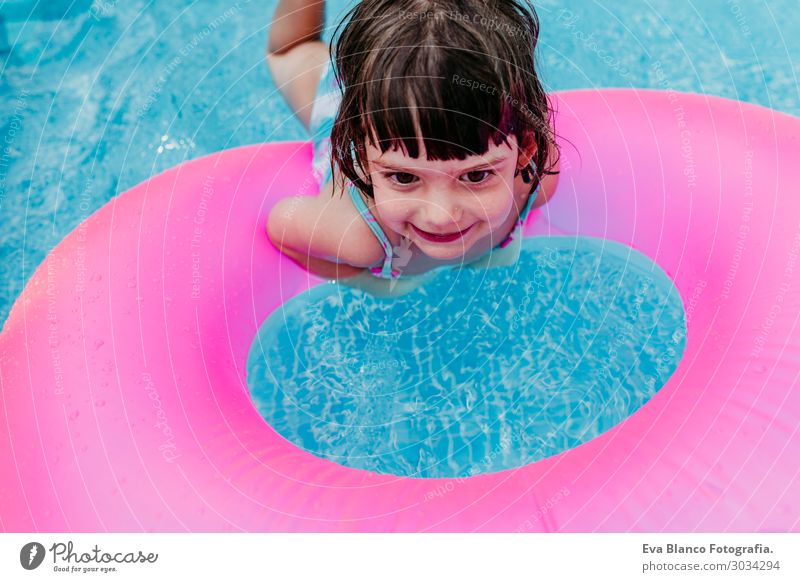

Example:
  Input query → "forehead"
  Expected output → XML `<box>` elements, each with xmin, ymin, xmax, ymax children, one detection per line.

<box><xmin>366</xmin><ymin>136</ymin><xmax>518</xmax><ymax>172</ymax></box>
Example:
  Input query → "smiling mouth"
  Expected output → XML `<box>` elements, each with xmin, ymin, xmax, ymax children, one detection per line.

<box><xmin>411</xmin><ymin>223</ymin><xmax>475</xmax><ymax>243</ymax></box>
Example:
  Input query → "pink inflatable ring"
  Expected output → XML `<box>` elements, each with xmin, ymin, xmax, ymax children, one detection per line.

<box><xmin>1</xmin><ymin>90</ymin><xmax>798</xmax><ymax>532</ymax></box>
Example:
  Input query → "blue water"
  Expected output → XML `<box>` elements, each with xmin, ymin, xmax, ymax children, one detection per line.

<box><xmin>1</xmin><ymin>0</ymin><xmax>798</xmax><ymax>326</ymax></box>
<box><xmin>248</xmin><ymin>237</ymin><xmax>686</xmax><ymax>478</ymax></box>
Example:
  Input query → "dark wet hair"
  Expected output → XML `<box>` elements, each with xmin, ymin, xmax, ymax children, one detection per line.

<box><xmin>328</xmin><ymin>0</ymin><xmax>559</xmax><ymax>199</ymax></box>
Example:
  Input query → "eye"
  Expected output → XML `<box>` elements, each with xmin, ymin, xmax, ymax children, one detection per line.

<box><xmin>385</xmin><ymin>172</ymin><xmax>419</xmax><ymax>186</ymax></box>
<box><xmin>461</xmin><ymin>170</ymin><xmax>494</xmax><ymax>184</ymax></box>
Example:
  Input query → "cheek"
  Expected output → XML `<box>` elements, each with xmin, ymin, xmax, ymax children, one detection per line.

<box><xmin>372</xmin><ymin>189</ymin><xmax>411</xmax><ymax>220</ymax></box>
<box><xmin>466</xmin><ymin>190</ymin><xmax>514</xmax><ymax>225</ymax></box>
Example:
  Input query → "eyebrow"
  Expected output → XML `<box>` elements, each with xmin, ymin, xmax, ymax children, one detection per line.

<box><xmin>372</xmin><ymin>155</ymin><xmax>509</xmax><ymax>173</ymax></box>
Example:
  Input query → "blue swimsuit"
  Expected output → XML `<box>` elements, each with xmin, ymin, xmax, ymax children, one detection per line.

<box><xmin>308</xmin><ymin>59</ymin><xmax>539</xmax><ymax>282</ymax></box>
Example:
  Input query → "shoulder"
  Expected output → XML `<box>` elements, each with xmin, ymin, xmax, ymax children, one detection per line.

<box><xmin>326</xmin><ymin>180</ymin><xmax>388</xmax><ymax>268</ymax></box>
<box><xmin>267</xmin><ymin>180</ymin><xmax>385</xmax><ymax>269</ymax></box>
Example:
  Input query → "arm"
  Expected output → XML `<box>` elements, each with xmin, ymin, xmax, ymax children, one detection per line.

<box><xmin>266</xmin><ymin>0</ymin><xmax>330</xmax><ymax>130</ymax></box>
<box><xmin>266</xmin><ymin>195</ymin><xmax>373</xmax><ymax>280</ymax></box>
<box><xmin>275</xmin><ymin>242</ymin><xmax>365</xmax><ymax>279</ymax></box>
<box><xmin>268</xmin><ymin>0</ymin><xmax>325</xmax><ymax>55</ymax></box>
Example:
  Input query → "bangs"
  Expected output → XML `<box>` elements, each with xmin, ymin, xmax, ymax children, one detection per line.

<box><xmin>362</xmin><ymin>46</ymin><xmax>517</xmax><ymax>161</ymax></box>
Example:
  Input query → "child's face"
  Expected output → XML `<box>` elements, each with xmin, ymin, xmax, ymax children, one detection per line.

<box><xmin>364</xmin><ymin>137</ymin><xmax>522</xmax><ymax>260</ymax></box>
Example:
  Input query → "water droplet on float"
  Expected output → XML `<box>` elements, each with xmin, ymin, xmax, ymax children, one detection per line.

<box><xmin>94</xmin><ymin>339</ymin><xmax>104</xmax><ymax>349</ymax></box>
<box><xmin>95</xmin><ymin>399</ymin><xmax>106</xmax><ymax>408</ymax></box>
<box><xmin>69</xmin><ymin>410</ymin><xmax>80</xmax><ymax>421</ymax></box>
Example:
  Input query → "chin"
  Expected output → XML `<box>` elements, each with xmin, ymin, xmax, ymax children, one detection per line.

<box><xmin>418</xmin><ymin>243</ymin><xmax>474</xmax><ymax>260</ymax></box>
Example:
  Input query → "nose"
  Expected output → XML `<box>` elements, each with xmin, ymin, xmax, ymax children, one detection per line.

<box><xmin>418</xmin><ymin>190</ymin><xmax>463</xmax><ymax>231</ymax></box>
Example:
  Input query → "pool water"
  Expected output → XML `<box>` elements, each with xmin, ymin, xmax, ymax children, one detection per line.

<box><xmin>248</xmin><ymin>237</ymin><xmax>686</xmax><ymax>478</ymax></box>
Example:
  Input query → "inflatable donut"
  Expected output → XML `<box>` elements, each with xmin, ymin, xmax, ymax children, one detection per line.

<box><xmin>1</xmin><ymin>90</ymin><xmax>798</xmax><ymax>532</ymax></box>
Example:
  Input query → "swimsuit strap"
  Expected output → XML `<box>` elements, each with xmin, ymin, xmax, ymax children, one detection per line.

<box><xmin>519</xmin><ymin>181</ymin><xmax>540</xmax><ymax>223</ymax></box>
<box><xmin>497</xmin><ymin>182</ymin><xmax>540</xmax><ymax>249</ymax></box>
<box><xmin>346</xmin><ymin>183</ymin><xmax>400</xmax><ymax>279</ymax></box>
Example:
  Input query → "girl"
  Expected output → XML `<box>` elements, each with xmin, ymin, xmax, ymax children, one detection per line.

<box><xmin>266</xmin><ymin>0</ymin><xmax>559</xmax><ymax>296</ymax></box>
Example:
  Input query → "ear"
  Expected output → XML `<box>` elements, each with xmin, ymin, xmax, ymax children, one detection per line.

<box><xmin>517</xmin><ymin>144</ymin><xmax>537</xmax><ymax>170</ymax></box>
<box><xmin>516</xmin><ymin>141</ymin><xmax>538</xmax><ymax>171</ymax></box>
